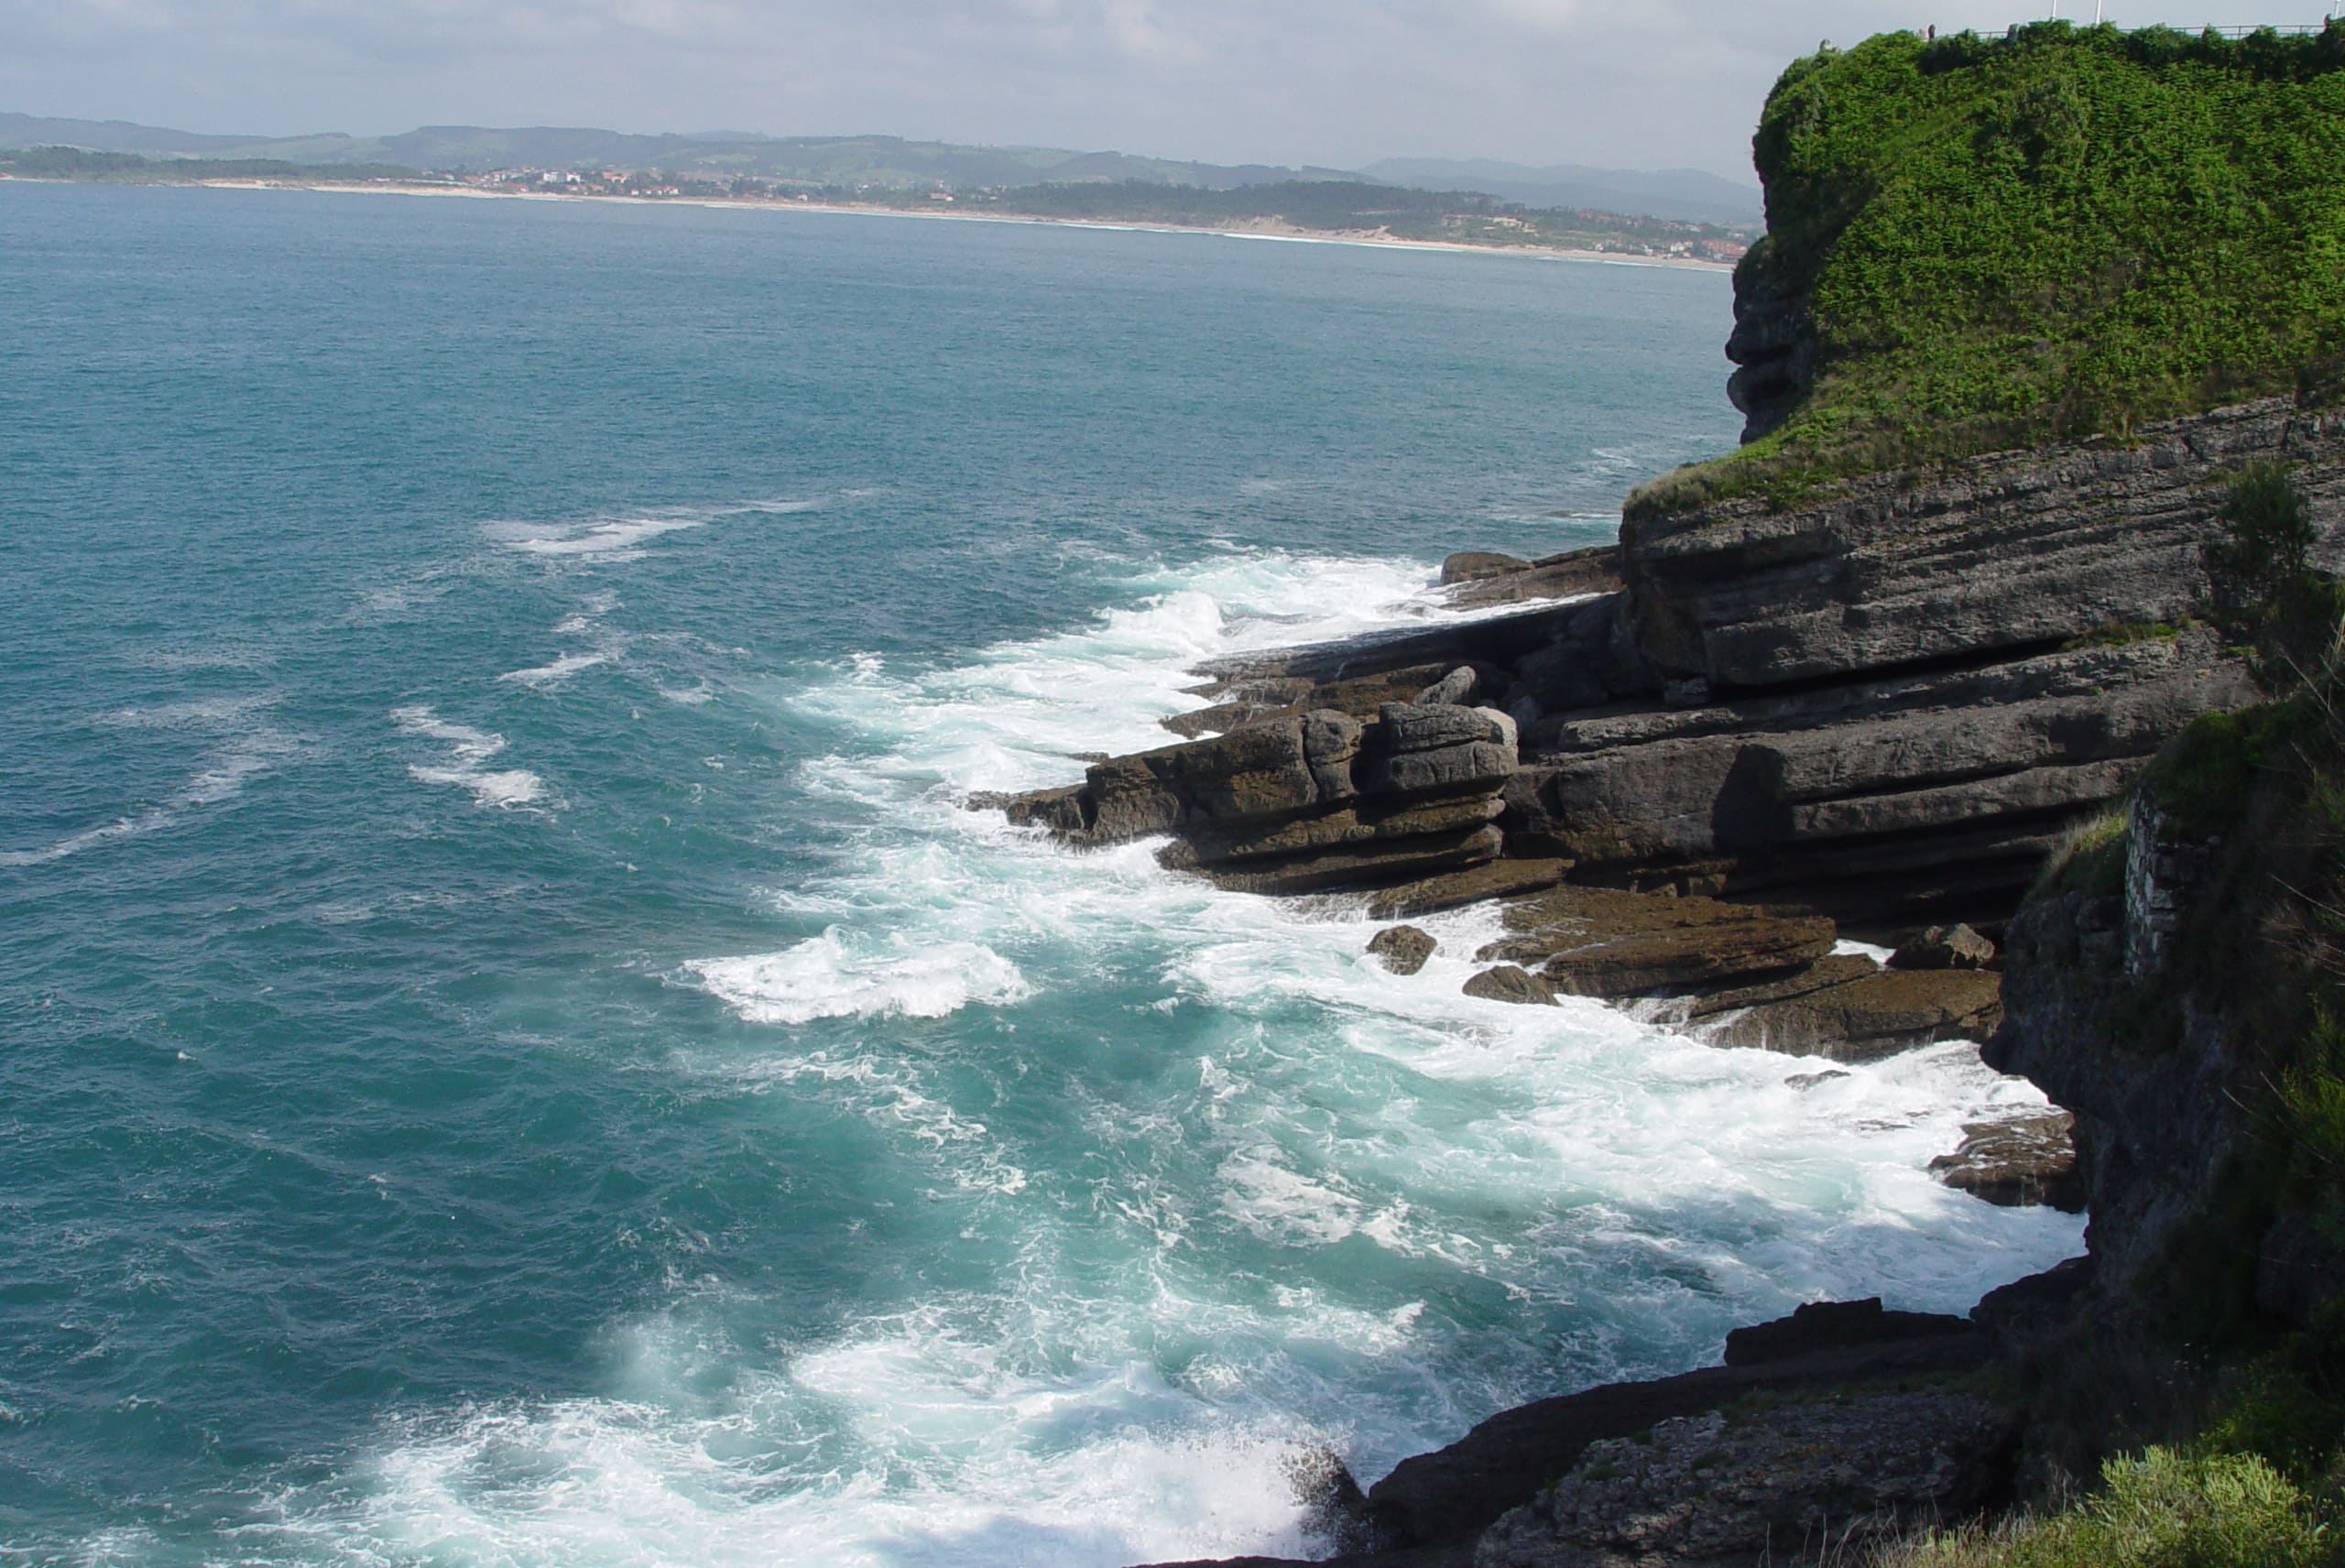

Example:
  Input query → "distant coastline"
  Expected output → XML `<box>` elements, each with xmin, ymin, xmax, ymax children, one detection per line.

<box><xmin>0</xmin><ymin>171</ymin><xmax>1739</xmax><ymax>270</ymax></box>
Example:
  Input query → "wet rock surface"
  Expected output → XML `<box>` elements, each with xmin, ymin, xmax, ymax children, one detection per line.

<box><xmin>1477</xmin><ymin>887</ymin><xmax>1835</xmax><ymax>999</ymax></box>
<box><xmin>1369</xmin><ymin>924</ymin><xmax>1439</xmax><ymax>975</ymax></box>
<box><xmin>1464</xmin><ymin>965</ymin><xmax>1559</xmax><ymax>1006</ymax></box>
<box><xmin>1366</xmin><ymin>858</ymin><xmax>1574</xmax><ymax>920</ymax></box>
<box><xmin>1930</xmin><ymin>1112</ymin><xmax>2085</xmax><ymax>1211</ymax></box>
<box><xmin>1694</xmin><ymin>964</ymin><xmax>2003</xmax><ymax>1062</ymax></box>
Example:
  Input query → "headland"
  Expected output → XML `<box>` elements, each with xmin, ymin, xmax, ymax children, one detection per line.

<box><xmin>982</xmin><ymin>20</ymin><xmax>2345</xmax><ymax>1566</ymax></box>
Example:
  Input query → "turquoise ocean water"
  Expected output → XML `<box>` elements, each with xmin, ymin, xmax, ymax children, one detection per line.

<box><xmin>0</xmin><ymin>182</ymin><xmax>2083</xmax><ymax>1566</ymax></box>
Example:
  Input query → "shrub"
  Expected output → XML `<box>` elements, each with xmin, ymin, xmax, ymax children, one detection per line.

<box><xmin>1884</xmin><ymin>1448</ymin><xmax>2333</xmax><ymax>1568</ymax></box>
<box><xmin>1629</xmin><ymin>23</ymin><xmax>2345</xmax><ymax>516</ymax></box>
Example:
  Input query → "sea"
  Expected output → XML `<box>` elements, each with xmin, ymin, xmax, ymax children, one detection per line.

<box><xmin>0</xmin><ymin>181</ymin><xmax>2084</xmax><ymax>1567</ymax></box>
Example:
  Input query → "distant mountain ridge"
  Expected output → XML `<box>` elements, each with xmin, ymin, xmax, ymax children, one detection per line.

<box><xmin>1360</xmin><ymin>157</ymin><xmax>1761</xmax><ymax>225</ymax></box>
<box><xmin>0</xmin><ymin>112</ymin><xmax>1758</xmax><ymax>225</ymax></box>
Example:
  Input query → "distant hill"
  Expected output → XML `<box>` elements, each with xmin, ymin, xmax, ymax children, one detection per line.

<box><xmin>1360</xmin><ymin>158</ymin><xmax>1763</xmax><ymax>225</ymax></box>
<box><xmin>0</xmin><ymin>114</ymin><xmax>1364</xmax><ymax>194</ymax></box>
<box><xmin>0</xmin><ymin>112</ymin><xmax>1758</xmax><ymax>226</ymax></box>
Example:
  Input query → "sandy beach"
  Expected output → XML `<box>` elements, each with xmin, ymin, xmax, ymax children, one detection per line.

<box><xmin>158</xmin><ymin>175</ymin><xmax>1738</xmax><ymax>271</ymax></box>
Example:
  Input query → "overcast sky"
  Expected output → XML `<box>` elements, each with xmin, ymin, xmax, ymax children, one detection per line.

<box><xmin>1</xmin><ymin>1</ymin><xmax>2320</xmax><ymax>180</ymax></box>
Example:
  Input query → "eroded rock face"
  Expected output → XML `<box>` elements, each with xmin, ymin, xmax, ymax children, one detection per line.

<box><xmin>1722</xmin><ymin>1298</ymin><xmax>1969</xmax><ymax>1367</ymax></box>
<box><xmin>1623</xmin><ymin>400</ymin><xmax>2345</xmax><ymax>691</ymax></box>
<box><xmin>1473</xmin><ymin>1393</ymin><xmax>2016</xmax><ymax>1568</ymax></box>
<box><xmin>1514</xmin><ymin>625</ymin><xmax>2254</xmax><ymax>922</ymax></box>
<box><xmin>1723</xmin><ymin>246</ymin><xmax>1816</xmax><ymax>444</ymax></box>
<box><xmin>1002</xmin><ymin>398</ymin><xmax>2329</xmax><ymax>991</ymax></box>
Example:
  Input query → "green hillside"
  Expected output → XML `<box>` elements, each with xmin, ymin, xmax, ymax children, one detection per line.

<box><xmin>1632</xmin><ymin>22</ymin><xmax>2345</xmax><ymax>516</ymax></box>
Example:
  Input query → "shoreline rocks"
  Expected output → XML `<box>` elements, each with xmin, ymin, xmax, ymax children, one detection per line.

<box><xmin>999</xmin><ymin>403</ymin><xmax>2336</xmax><ymax>1568</ymax></box>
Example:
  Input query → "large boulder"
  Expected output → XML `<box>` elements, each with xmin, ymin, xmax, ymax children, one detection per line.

<box><xmin>1465</xmin><ymin>965</ymin><xmax>1559</xmax><ymax>1007</ymax></box>
<box><xmin>1369</xmin><ymin>925</ymin><xmax>1438</xmax><ymax>975</ymax></box>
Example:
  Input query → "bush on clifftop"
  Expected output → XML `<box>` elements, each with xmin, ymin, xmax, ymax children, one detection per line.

<box><xmin>1631</xmin><ymin>22</ymin><xmax>2345</xmax><ymax>516</ymax></box>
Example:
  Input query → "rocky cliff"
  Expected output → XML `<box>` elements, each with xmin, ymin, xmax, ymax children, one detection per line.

<box><xmin>1102</xmin><ymin>25</ymin><xmax>2345</xmax><ymax>1564</ymax></box>
<box><xmin>1005</xmin><ymin>397</ymin><xmax>2345</xmax><ymax>941</ymax></box>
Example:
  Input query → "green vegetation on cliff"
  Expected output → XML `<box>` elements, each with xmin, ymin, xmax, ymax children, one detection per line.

<box><xmin>1632</xmin><ymin>22</ymin><xmax>2345</xmax><ymax>517</ymax></box>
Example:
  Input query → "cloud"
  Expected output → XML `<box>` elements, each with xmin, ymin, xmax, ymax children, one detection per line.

<box><xmin>0</xmin><ymin>0</ymin><xmax>2319</xmax><ymax>179</ymax></box>
<box><xmin>1099</xmin><ymin>0</ymin><xmax>1205</xmax><ymax>61</ymax></box>
<box><xmin>1475</xmin><ymin>0</ymin><xmax>1583</xmax><ymax>34</ymax></box>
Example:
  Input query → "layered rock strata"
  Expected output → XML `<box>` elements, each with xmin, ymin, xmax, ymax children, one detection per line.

<box><xmin>1008</xmin><ymin>702</ymin><xmax>1523</xmax><ymax>894</ymax></box>
<box><xmin>1008</xmin><ymin>399</ymin><xmax>2342</xmax><ymax>931</ymax></box>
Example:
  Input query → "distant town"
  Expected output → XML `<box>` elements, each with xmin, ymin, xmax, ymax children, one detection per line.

<box><xmin>436</xmin><ymin>165</ymin><xmax>1754</xmax><ymax>263</ymax></box>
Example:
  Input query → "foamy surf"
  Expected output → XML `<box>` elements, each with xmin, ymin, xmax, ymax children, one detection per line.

<box><xmin>390</xmin><ymin>704</ymin><xmax>546</xmax><ymax>807</ymax></box>
<box><xmin>690</xmin><ymin>931</ymin><xmax>1031</xmax><ymax>1025</ymax></box>
<box><xmin>486</xmin><ymin>498</ymin><xmax>823</xmax><ymax>558</ymax></box>
<box><xmin>615</xmin><ymin>545</ymin><xmax>2085</xmax><ymax>1568</ymax></box>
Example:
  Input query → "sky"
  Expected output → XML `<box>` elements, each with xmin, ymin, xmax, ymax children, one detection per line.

<box><xmin>1</xmin><ymin>0</ymin><xmax>2326</xmax><ymax>180</ymax></box>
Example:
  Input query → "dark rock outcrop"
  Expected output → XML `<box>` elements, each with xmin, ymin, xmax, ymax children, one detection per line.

<box><xmin>1444</xmin><ymin>551</ymin><xmax>1534</xmax><ymax>583</ymax></box>
<box><xmin>1892</xmin><ymin>923</ymin><xmax>1998</xmax><ymax>971</ymax></box>
<box><xmin>1985</xmin><ymin>790</ymin><xmax>2262</xmax><ymax>1298</ymax></box>
<box><xmin>1720</xmin><ymin>1297</ymin><xmax>1970</xmax><ymax>1367</ymax></box>
<box><xmin>1722</xmin><ymin>245</ymin><xmax>1815</xmax><ymax>445</ymax></box>
<box><xmin>1443</xmin><ymin>546</ymin><xmax>1624</xmax><ymax>611</ymax></box>
<box><xmin>1364</xmin><ymin>1323</ymin><xmax>1991</xmax><ymax>1550</ymax></box>
<box><xmin>1473</xmin><ymin>1392</ymin><xmax>2015</xmax><ymax>1568</ymax></box>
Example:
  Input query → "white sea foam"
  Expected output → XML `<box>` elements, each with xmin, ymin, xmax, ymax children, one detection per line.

<box><xmin>499</xmin><ymin>648</ymin><xmax>614</xmax><ymax>687</ymax></box>
<box><xmin>0</xmin><ymin>715</ymin><xmax>295</xmax><ymax>867</ymax></box>
<box><xmin>488</xmin><ymin>498</ymin><xmax>822</xmax><ymax>559</ymax></box>
<box><xmin>347</xmin><ymin>548</ymin><xmax>2083</xmax><ymax>1568</ymax></box>
<box><xmin>318</xmin><ymin>1323</ymin><xmax>1347</xmax><ymax>1568</ymax></box>
<box><xmin>690</xmin><ymin>931</ymin><xmax>1031</xmax><ymax>1025</ymax></box>
<box><xmin>507</xmin><ymin>515</ymin><xmax>710</xmax><ymax>557</ymax></box>
<box><xmin>390</xmin><ymin>705</ymin><xmax>546</xmax><ymax>808</ymax></box>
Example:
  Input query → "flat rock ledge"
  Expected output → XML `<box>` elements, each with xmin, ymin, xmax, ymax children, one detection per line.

<box><xmin>1465</xmin><ymin>885</ymin><xmax>2003</xmax><ymax>1060</ymax></box>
